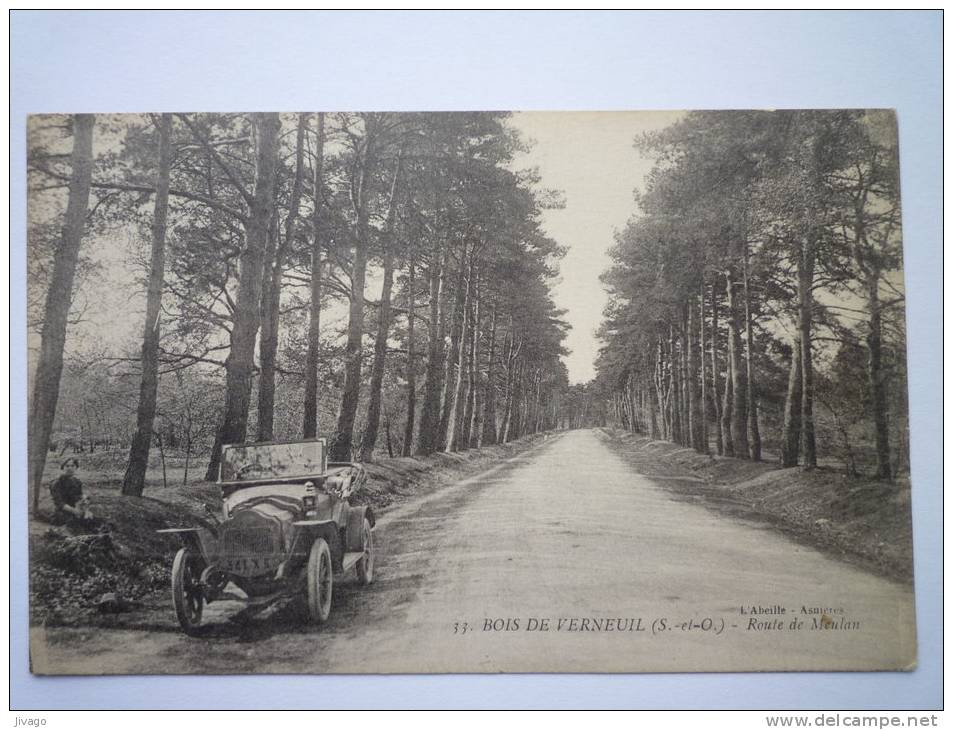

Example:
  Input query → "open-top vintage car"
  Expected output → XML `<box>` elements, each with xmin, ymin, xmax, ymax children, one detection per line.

<box><xmin>158</xmin><ymin>438</ymin><xmax>375</xmax><ymax>635</ymax></box>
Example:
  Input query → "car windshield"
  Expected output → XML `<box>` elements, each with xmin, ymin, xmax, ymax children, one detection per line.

<box><xmin>224</xmin><ymin>483</ymin><xmax>308</xmax><ymax>513</ymax></box>
<box><xmin>220</xmin><ymin>440</ymin><xmax>326</xmax><ymax>482</ymax></box>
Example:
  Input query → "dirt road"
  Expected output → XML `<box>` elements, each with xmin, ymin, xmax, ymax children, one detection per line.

<box><xmin>31</xmin><ymin>429</ymin><xmax>916</xmax><ymax>674</ymax></box>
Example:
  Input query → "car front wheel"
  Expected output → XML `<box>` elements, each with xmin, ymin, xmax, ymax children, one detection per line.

<box><xmin>171</xmin><ymin>547</ymin><xmax>204</xmax><ymax>635</ymax></box>
<box><xmin>307</xmin><ymin>538</ymin><xmax>333</xmax><ymax>624</ymax></box>
<box><xmin>355</xmin><ymin>518</ymin><xmax>374</xmax><ymax>586</ymax></box>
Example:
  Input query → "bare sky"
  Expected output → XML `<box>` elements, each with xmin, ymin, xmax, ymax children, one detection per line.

<box><xmin>510</xmin><ymin>111</ymin><xmax>684</xmax><ymax>384</ymax></box>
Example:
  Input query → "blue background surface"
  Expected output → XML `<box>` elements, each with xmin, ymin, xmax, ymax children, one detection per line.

<box><xmin>10</xmin><ymin>10</ymin><xmax>942</xmax><ymax>709</ymax></box>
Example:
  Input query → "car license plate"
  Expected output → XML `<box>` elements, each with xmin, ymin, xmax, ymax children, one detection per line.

<box><xmin>224</xmin><ymin>555</ymin><xmax>279</xmax><ymax>574</ymax></box>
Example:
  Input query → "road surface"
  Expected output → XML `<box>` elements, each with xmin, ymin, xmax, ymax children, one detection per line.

<box><xmin>31</xmin><ymin>429</ymin><xmax>916</xmax><ymax>674</ymax></box>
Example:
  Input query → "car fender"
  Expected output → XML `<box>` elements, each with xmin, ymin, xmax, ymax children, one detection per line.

<box><xmin>157</xmin><ymin>527</ymin><xmax>218</xmax><ymax>564</ymax></box>
<box><xmin>292</xmin><ymin>518</ymin><xmax>340</xmax><ymax>547</ymax></box>
<box><xmin>292</xmin><ymin>518</ymin><xmax>345</xmax><ymax>569</ymax></box>
<box><xmin>345</xmin><ymin>505</ymin><xmax>375</xmax><ymax>552</ymax></box>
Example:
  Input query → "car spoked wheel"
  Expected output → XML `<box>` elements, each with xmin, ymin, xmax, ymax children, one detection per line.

<box><xmin>307</xmin><ymin>538</ymin><xmax>333</xmax><ymax>624</ymax></box>
<box><xmin>356</xmin><ymin>519</ymin><xmax>374</xmax><ymax>586</ymax></box>
<box><xmin>172</xmin><ymin>547</ymin><xmax>205</xmax><ymax>635</ymax></box>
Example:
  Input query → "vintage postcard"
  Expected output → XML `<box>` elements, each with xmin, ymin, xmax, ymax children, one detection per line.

<box><xmin>27</xmin><ymin>110</ymin><xmax>915</xmax><ymax>674</ymax></box>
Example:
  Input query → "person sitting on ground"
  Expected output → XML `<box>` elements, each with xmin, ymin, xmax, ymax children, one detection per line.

<box><xmin>50</xmin><ymin>457</ymin><xmax>94</xmax><ymax>526</ymax></box>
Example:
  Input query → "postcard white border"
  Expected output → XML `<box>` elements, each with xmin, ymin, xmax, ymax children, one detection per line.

<box><xmin>9</xmin><ymin>9</ymin><xmax>942</xmax><ymax>709</ymax></box>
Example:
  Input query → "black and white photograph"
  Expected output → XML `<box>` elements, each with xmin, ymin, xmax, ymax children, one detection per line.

<box><xmin>26</xmin><ymin>108</ymin><xmax>917</xmax><ymax>675</ymax></box>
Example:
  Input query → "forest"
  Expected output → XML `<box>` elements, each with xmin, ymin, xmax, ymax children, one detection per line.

<box><xmin>595</xmin><ymin>110</ymin><xmax>908</xmax><ymax>481</ymax></box>
<box><xmin>27</xmin><ymin>109</ymin><xmax>910</xmax><ymax>520</ymax></box>
<box><xmin>27</xmin><ymin>112</ymin><xmax>593</xmax><ymax>511</ymax></box>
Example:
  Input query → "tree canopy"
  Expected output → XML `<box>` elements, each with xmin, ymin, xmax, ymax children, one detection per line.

<box><xmin>27</xmin><ymin>111</ymin><xmax>578</xmax><ymax>504</ymax></box>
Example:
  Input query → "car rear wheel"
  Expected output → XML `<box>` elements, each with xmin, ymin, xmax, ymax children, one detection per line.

<box><xmin>307</xmin><ymin>538</ymin><xmax>333</xmax><ymax>624</ymax></box>
<box><xmin>172</xmin><ymin>547</ymin><xmax>204</xmax><ymax>635</ymax></box>
<box><xmin>355</xmin><ymin>518</ymin><xmax>374</xmax><ymax>586</ymax></box>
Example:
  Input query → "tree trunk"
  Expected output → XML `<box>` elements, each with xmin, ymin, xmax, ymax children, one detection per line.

<box><xmin>534</xmin><ymin>370</ymin><xmax>543</xmax><ymax>433</ymax></box>
<box><xmin>156</xmin><ymin>431</ymin><xmax>167</xmax><ymax>490</ymax></box>
<box><xmin>463</xmin><ymin>271</ymin><xmax>481</xmax><ymax>448</ymax></box>
<box><xmin>687</xmin><ymin>301</ymin><xmax>702</xmax><ymax>452</ymax></box>
<box><xmin>742</xmin><ymin>240</ymin><xmax>761</xmax><ymax>461</ymax></box>
<box><xmin>445</xmin><ymin>251</ymin><xmax>474</xmax><ymax>452</ymax></box>
<box><xmin>726</xmin><ymin>266</ymin><xmax>749</xmax><ymax>459</ymax></box>
<box><xmin>29</xmin><ymin>113</ymin><xmax>95</xmax><ymax>513</ymax></box>
<box><xmin>698</xmin><ymin>284</ymin><xmax>710</xmax><ymax>455</ymax></box>
<box><xmin>384</xmin><ymin>418</ymin><xmax>395</xmax><ymax>458</ymax></box>
<box><xmin>438</xmin><ymin>243</ymin><xmax>469</xmax><ymax>449</ymax></box>
<box><xmin>647</xmin><ymin>380</ymin><xmax>659</xmax><ymax>439</ymax></box>
<box><xmin>521</xmin><ymin>378</ymin><xmax>533</xmax><ymax>436</ymax></box>
<box><xmin>721</xmin><ymin>351</ymin><xmax>734</xmax><ymax>457</ymax></box>
<box><xmin>205</xmin><ymin>113</ymin><xmax>281</xmax><ymax>481</ymax></box>
<box><xmin>680</xmin><ymin>317</ymin><xmax>692</xmax><ymax>447</ymax></box>
<box><xmin>122</xmin><ymin>113</ymin><xmax>172</xmax><ymax>497</ymax></box>
<box><xmin>780</xmin><ymin>336</ymin><xmax>802</xmax><ymax>467</ymax></box>
<box><xmin>499</xmin><ymin>330</ymin><xmax>517</xmax><ymax>443</ymax></box>
<box><xmin>257</xmin><ymin>211</ymin><xmax>278</xmax><ymax>425</ymax></box>
<box><xmin>866</xmin><ymin>279</ymin><xmax>892</xmax><ymax>480</ymax></box>
<box><xmin>506</xmin><ymin>360</ymin><xmax>524</xmax><ymax>442</ymax></box>
<box><xmin>623</xmin><ymin>381</ymin><xmax>633</xmax><ymax>431</ymax></box>
<box><xmin>479</xmin><ymin>306</ymin><xmax>499</xmax><ymax>447</ymax></box>
<box><xmin>358</xmin><ymin>243</ymin><xmax>395</xmax><ymax>462</ymax></box>
<box><xmin>415</xmin><ymin>243</ymin><xmax>447</xmax><ymax>455</ymax></box>
<box><xmin>258</xmin><ymin>113</ymin><xmax>307</xmax><ymax>442</ymax></box>
<box><xmin>675</xmin><ymin>335</ymin><xmax>685</xmax><ymax>445</ymax></box>
<box><xmin>655</xmin><ymin>338</ymin><xmax>668</xmax><ymax>440</ymax></box>
<box><xmin>626</xmin><ymin>384</ymin><xmax>634</xmax><ymax>431</ymax></box>
<box><xmin>331</xmin><ymin>116</ymin><xmax>378</xmax><ymax>462</ymax></box>
<box><xmin>709</xmin><ymin>280</ymin><xmax>724</xmax><ymax>455</ymax></box>
<box><xmin>183</xmin><ymin>433</ymin><xmax>192</xmax><ymax>486</ymax></box>
<box><xmin>798</xmin><ymin>234</ymin><xmax>817</xmax><ymax>469</ymax></box>
<box><xmin>499</xmin><ymin>361</ymin><xmax>512</xmax><ymax>443</ymax></box>
<box><xmin>401</xmin><ymin>255</ymin><xmax>417</xmax><ymax>457</ymax></box>
<box><xmin>303</xmin><ymin>113</ymin><xmax>326</xmax><ymax>439</ymax></box>
<box><xmin>851</xmin><ymin>200</ymin><xmax>892</xmax><ymax>479</ymax></box>
<box><xmin>361</xmin><ymin>152</ymin><xmax>403</xmax><ymax>461</ymax></box>
<box><xmin>668</xmin><ymin>328</ymin><xmax>681</xmax><ymax>445</ymax></box>
<box><xmin>632</xmin><ymin>385</ymin><xmax>640</xmax><ymax>432</ymax></box>
<box><xmin>256</xmin><ymin>210</ymin><xmax>281</xmax><ymax>440</ymax></box>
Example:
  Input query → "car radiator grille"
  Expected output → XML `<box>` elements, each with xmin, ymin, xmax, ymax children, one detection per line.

<box><xmin>222</xmin><ymin>527</ymin><xmax>276</xmax><ymax>556</ymax></box>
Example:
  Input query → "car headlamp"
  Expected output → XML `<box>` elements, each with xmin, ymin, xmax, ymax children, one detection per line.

<box><xmin>303</xmin><ymin>481</ymin><xmax>316</xmax><ymax>513</ymax></box>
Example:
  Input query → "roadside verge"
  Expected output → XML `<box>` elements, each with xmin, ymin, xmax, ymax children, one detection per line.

<box><xmin>598</xmin><ymin>429</ymin><xmax>914</xmax><ymax>583</ymax></box>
